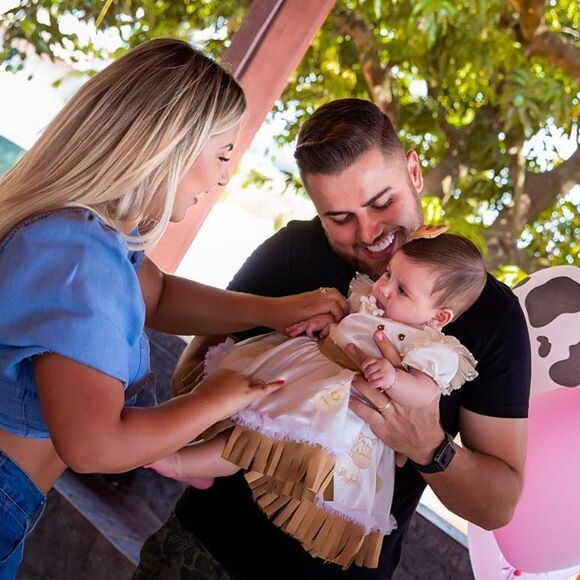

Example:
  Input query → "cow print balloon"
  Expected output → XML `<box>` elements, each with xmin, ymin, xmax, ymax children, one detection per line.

<box><xmin>514</xmin><ymin>265</ymin><xmax>580</xmax><ymax>396</ymax></box>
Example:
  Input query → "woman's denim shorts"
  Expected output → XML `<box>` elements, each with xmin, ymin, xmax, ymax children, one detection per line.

<box><xmin>0</xmin><ymin>450</ymin><xmax>46</xmax><ymax>580</ymax></box>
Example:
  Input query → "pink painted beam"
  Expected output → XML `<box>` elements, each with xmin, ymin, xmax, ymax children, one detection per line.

<box><xmin>148</xmin><ymin>0</ymin><xmax>336</xmax><ymax>273</ymax></box>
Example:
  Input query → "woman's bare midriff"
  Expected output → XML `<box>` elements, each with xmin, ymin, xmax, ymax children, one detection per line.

<box><xmin>0</xmin><ymin>428</ymin><xmax>66</xmax><ymax>493</ymax></box>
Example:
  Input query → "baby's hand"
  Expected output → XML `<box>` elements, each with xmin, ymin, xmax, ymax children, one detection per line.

<box><xmin>360</xmin><ymin>357</ymin><xmax>397</xmax><ymax>391</ymax></box>
<box><xmin>286</xmin><ymin>313</ymin><xmax>335</xmax><ymax>340</ymax></box>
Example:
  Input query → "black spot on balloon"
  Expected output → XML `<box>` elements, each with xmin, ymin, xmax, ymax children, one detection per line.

<box><xmin>525</xmin><ymin>277</ymin><xmax>580</xmax><ymax>328</ymax></box>
<box><xmin>537</xmin><ymin>336</ymin><xmax>551</xmax><ymax>358</ymax></box>
<box><xmin>549</xmin><ymin>340</ymin><xmax>580</xmax><ymax>388</ymax></box>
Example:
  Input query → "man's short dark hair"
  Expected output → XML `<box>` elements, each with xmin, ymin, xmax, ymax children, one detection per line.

<box><xmin>294</xmin><ymin>98</ymin><xmax>405</xmax><ymax>178</ymax></box>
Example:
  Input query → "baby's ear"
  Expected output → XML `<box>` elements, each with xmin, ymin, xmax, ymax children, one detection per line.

<box><xmin>429</xmin><ymin>308</ymin><xmax>453</xmax><ymax>330</ymax></box>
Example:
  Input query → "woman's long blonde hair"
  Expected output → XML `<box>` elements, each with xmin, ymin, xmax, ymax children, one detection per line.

<box><xmin>0</xmin><ymin>38</ymin><xmax>246</xmax><ymax>248</ymax></box>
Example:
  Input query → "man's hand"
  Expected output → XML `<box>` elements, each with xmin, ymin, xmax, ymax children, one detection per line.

<box><xmin>344</xmin><ymin>329</ymin><xmax>527</xmax><ymax>529</ymax></box>
<box><xmin>171</xmin><ymin>335</ymin><xmax>226</xmax><ymax>397</ymax></box>
<box><xmin>349</xmin><ymin>374</ymin><xmax>444</xmax><ymax>464</ymax></box>
<box><xmin>344</xmin><ymin>333</ymin><xmax>444</xmax><ymax>463</ymax></box>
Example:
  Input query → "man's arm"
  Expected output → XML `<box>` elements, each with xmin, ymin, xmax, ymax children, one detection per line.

<box><xmin>348</xmin><ymin>315</ymin><xmax>528</xmax><ymax>530</ymax></box>
<box><xmin>350</xmin><ymin>376</ymin><xmax>527</xmax><ymax>529</ymax></box>
<box><xmin>426</xmin><ymin>408</ymin><xmax>526</xmax><ymax>529</ymax></box>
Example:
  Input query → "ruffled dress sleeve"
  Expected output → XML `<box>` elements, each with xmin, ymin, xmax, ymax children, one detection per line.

<box><xmin>336</xmin><ymin>273</ymin><xmax>478</xmax><ymax>395</ymax></box>
<box><xmin>401</xmin><ymin>327</ymin><xmax>478</xmax><ymax>395</ymax></box>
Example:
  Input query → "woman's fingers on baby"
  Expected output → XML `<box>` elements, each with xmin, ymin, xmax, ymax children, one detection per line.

<box><xmin>311</xmin><ymin>288</ymin><xmax>349</xmax><ymax>321</ymax></box>
<box><xmin>265</xmin><ymin>378</ymin><xmax>285</xmax><ymax>391</ymax></box>
<box><xmin>248</xmin><ymin>378</ymin><xmax>285</xmax><ymax>397</ymax></box>
<box><xmin>325</xmin><ymin>288</ymin><xmax>349</xmax><ymax>319</ymax></box>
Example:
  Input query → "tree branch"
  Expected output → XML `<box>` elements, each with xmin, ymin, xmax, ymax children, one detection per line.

<box><xmin>484</xmin><ymin>146</ymin><xmax>579</xmax><ymax>269</ymax></box>
<box><xmin>525</xmin><ymin>146</ymin><xmax>580</xmax><ymax>219</ymax></box>
<box><xmin>332</xmin><ymin>8</ymin><xmax>399</xmax><ymax>127</ymax></box>
<box><xmin>510</xmin><ymin>0</ymin><xmax>580</xmax><ymax>81</ymax></box>
<box><xmin>421</xmin><ymin>149</ymin><xmax>462</xmax><ymax>199</ymax></box>
<box><xmin>421</xmin><ymin>105</ymin><xmax>502</xmax><ymax>198</ymax></box>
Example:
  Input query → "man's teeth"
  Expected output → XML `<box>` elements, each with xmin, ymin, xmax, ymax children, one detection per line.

<box><xmin>365</xmin><ymin>233</ymin><xmax>394</xmax><ymax>254</ymax></box>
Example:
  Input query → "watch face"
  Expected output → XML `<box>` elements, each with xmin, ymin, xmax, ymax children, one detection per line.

<box><xmin>410</xmin><ymin>434</ymin><xmax>456</xmax><ymax>473</ymax></box>
<box><xmin>436</xmin><ymin>441</ymin><xmax>456</xmax><ymax>470</ymax></box>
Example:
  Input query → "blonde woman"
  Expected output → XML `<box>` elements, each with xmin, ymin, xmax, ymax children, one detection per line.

<box><xmin>0</xmin><ymin>38</ymin><xmax>347</xmax><ymax>579</ymax></box>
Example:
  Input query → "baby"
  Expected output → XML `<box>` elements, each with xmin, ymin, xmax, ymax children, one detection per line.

<box><xmin>149</xmin><ymin>229</ymin><xmax>486</xmax><ymax>568</ymax></box>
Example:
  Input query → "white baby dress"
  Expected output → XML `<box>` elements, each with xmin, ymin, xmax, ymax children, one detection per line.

<box><xmin>202</xmin><ymin>274</ymin><xmax>478</xmax><ymax>568</ymax></box>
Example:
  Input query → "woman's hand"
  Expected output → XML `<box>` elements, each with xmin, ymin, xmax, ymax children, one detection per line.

<box><xmin>286</xmin><ymin>313</ymin><xmax>335</xmax><ymax>339</ymax></box>
<box><xmin>266</xmin><ymin>287</ymin><xmax>348</xmax><ymax>333</ymax></box>
<box><xmin>140</xmin><ymin>258</ymin><xmax>347</xmax><ymax>337</ymax></box>
<box><xmin>191</xmin><ymin>369</ymin><xmax>284</xmax><ymax>422</ymax></box>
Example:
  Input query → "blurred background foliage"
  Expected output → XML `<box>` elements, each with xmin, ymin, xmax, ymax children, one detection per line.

<box><xmin>1</xmin><ymin>0</ymin><xmax>578</xmax><ymax>281</ymax></box>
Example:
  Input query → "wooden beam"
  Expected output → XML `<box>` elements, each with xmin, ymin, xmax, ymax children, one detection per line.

<box><xmin>148</xmin><ymin>0</ymin><xmax>336</xmax><ymax>273</ymax></box>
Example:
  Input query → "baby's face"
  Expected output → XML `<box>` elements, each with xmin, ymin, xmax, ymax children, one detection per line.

<box><xmin>371</xmin><ymin>251</ymin><xmax>439</xmax><ymax>328</ymax></box>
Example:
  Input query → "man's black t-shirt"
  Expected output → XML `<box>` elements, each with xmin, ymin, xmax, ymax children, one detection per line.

<box><xmin>176</xmin><ymin>218</ymin><xmax>530</xmax><ymax>580</ymax></box>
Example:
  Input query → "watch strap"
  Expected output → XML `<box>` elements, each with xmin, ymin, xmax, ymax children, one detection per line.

<box><xmin>408</xmin><ymin>432</ymin><xmax>456</xmax><ymax>473</ymax></box>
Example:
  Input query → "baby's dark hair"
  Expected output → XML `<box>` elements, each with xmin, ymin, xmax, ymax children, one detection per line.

<box><xmin>400</xmin><ymin>233</ymin><xmax>486</xmax><ymax>319</ymax></box>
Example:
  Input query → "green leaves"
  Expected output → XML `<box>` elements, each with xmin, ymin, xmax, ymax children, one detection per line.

<box><xmin>500</xmin><ymin>67</ymin><xmax>575</xmax><ymax>140</ymax></box>
<box><xmin>493</xmin><ymin>265</ymin><xmax>529</xmax><ymax>288</ymax></box>
<box><xmin>0</xmin><ymin>0</ymin><xmax>577</xmax><ymax>273</ymax></box>
<box><xmin>410</xmin><ymin>0</ymin><xmax>458</xmax><ymax>48</ymax></box>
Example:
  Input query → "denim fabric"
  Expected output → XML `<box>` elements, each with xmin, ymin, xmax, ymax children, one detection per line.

<box><xmin>0</xmin><ymin>451</ymin><xmax>45</xmax><ymax>580</ymax></box>
<box><xmin>0</xmin><ymin>208</ymin><xmax>149</xmax><ymax>437</ymax></box>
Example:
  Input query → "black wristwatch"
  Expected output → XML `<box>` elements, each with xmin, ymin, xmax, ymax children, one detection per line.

<box><xmin>409</xmin><ymin>432</ymin><xmax>456</xmax><ymax>473</ymax></box>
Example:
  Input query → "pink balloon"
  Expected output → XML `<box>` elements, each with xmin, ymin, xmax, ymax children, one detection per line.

<box><xmin>469</xmin><ymin>523</ymin><xmax>578</xmax><ymax>580</ymax></box>
<box><xmin>494</xmin><ymin>388</ymin><xmax>580</xmax><ymax>573</ymax></box>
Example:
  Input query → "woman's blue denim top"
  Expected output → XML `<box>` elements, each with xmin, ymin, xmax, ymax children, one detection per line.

<box><xmin>0</xmin><ymin>209</ymin><xmax>150</xmax><ymax>438</ymax></box>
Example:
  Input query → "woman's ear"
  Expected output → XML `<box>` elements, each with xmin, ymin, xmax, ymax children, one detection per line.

<box><xmin>428</xmin><ymin>308</ymin><xmax>453</xmax><ymax>330</ymax></box>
